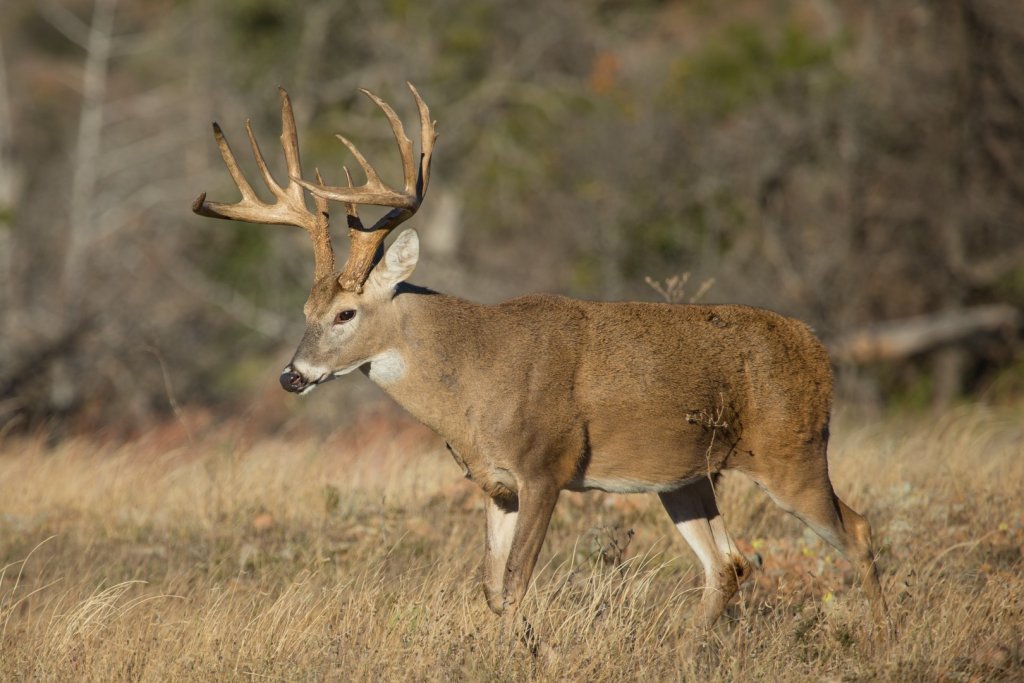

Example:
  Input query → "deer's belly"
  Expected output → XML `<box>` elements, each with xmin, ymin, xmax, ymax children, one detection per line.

<box><xmin>573</xmin><ymin>418</ymin><xmax>727</xmax><ymax>492</ymax></box>
<box><xmin>564</xmin><ymin>472</ymin><xmax>704</xmax><ymax>494</ymax></box>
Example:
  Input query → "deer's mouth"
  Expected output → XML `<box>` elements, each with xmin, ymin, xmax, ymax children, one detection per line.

<box><xmin>280</xmin><ymin>363</ymin><xmax>364</xmax><ymax>394</ymax></box>
<box><xmin>280</xmin><ymin>365</ymin><xmax>335</xmax><ymax>394</ymax></box>
<box><xmin>299</xmin><ymin>375</ymin><xmax>331</xmax><ymax>395</ymax></box>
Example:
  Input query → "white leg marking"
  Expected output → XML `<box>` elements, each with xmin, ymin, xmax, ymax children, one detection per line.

<box><xmin>661</xmin><ymin>492</ymin><xmax>722</xmax><ymax>579</ymax></box>
<box><xmin>484</xmin><ymin>497</ymin><xmax>518</xmax><ymax>593</ymax></box>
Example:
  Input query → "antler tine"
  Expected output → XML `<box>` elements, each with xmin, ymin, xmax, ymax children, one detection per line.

<box><xmin>192</xmin><ymin>89</ymin><xmax>335</xmax><ymax>284</ymax></box>
<box><xmin>200</xmin><ymin>122</ymin><xmax>259</xmax><ymax>206</ymax></box>
<box><xmin>278</xmin><ymin>88</ymin><xmax>305</xmax><ymax>206</ymax></box>
<box><xmin>408</xmin><ymin>82</ymin><xmax>435</xmax><ymax>199</ymax></box>
<box><xmin>294</xmin><ymin>83</ymin><xmax>437</xmax><ymax>293</ymax></box>
<box><xmin>341</xmin><ymin>166</ymin><xmax>363</xmax><ymax>228</ymax></box>
<box><xmin>334</xmin><ymin>133</ymin><xmax>384</xmax><ymax>192</ymax></box>
<box><xmin>245</xmin><ymin>120</ymin><xmax>286</xmax><ymax>200</ymax></box>
<box><xmin>361</xmin><ymin>88</ymin><xmax>417</xmax><ymax>196</ymax></box>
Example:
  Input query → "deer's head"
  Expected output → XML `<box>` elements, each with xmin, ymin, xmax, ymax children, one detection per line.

<box><xmin>193</xmin><ymin>84</ymin><xmax>435</xmax><ymax>394</ymax></box>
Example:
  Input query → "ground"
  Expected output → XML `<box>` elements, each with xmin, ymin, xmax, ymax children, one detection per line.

<box><xmin>0</xmin><ymin>401</ymin><xmax>1022</xmax><ymax>681</ymax></box>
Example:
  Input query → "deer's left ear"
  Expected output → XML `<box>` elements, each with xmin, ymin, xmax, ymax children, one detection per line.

<box><xmin>366</xmin><ymin>229</ymin><xmax>419</xmax><ymax>297</ymax></box>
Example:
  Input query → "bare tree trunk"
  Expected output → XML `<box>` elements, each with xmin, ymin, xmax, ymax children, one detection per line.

<box><xmin>931</xmin><ymin>347</ymin><xmax>966</xmax><ymax>412</ymax></box>
<box><xmin>293</xmin><ymin>1</ymin><xmax>335</xmax><ymax>128</ymax></box>
<box><xmin>63</xmin><ymin>0</ymin><xmax>118</xmax><ymax>300</ymax></box>
<box><xmin>0</xmin><ymin>37</ymin><xmax>18</xmax><ymax>321</ymax></box>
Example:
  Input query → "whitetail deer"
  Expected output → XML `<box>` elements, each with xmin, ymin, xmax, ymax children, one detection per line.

<box><xmin>193</xmin><ymin>85</ymin><xmax>889</xmax><ymax>635</ymax></box>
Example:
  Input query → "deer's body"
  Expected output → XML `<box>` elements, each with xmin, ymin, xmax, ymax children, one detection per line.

<box><xmin>358</xmin><ymin>287</ymin><xmax>829</xmax><ymax>500</ymax></box>
<box><xmin>194</xmin><ymin>85</ymin><xmax>889</xmax><ymax>641</ymax></box>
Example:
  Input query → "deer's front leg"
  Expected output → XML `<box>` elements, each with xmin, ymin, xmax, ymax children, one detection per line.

<box><xmin>482</xmin><ymin>494</ymin><xmax>518</xmax><ymax>614</ymax></box>
<box><xmin>499</xmin><ymin>479</ymin><xmax>560</xmax><ymax>616</ymax></box>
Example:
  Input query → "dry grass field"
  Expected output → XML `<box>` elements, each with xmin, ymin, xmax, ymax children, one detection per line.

<box><xmin>1</xmin><ymin>401</ymin><xmax>1022</xmax><ymax>681</ymax></box>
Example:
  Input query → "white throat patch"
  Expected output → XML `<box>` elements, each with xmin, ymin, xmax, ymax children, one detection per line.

<box><xmin>368</xmin><ymin>349</ymin><xmax>406</xmax><ymax>386</ymax></box>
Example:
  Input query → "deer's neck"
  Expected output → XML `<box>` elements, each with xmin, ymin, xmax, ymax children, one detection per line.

<box><xmin>363</xmin><ymin>287</ymin><xmax>487</xmax><ymax>439</ymax></box>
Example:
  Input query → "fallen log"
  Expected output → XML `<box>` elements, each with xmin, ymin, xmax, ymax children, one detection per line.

<box><xmin>827</xmin><ymin>304</ymin><xmax>1021</xmax><ymax>364</ymax></box>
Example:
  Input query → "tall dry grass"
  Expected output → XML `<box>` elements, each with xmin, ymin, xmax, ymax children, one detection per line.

<box><xmin>0</xmin><ymin>402</ymin><xmax>1022</xmax><ymax>681</ymax></box>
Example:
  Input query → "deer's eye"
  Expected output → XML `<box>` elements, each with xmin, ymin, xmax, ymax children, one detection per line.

<box><xmin>334</xmin><ymin>309</ymin><xmax>356</xmax><ymax>325</ymax></box>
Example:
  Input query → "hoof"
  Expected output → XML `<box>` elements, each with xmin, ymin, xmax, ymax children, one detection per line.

<box><xmin>483</xmin><ymin>585</ymin><xmax>506</xmax><ymax>615</ymax></box>
<box><xmin>487</xmin><ymin>596</ymin><xmax>506</xmax><ymax>616</ymax></box>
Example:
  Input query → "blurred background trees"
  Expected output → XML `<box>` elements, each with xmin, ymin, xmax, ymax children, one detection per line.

<box><xmin>1</xmin><ymin>0</ymin><xmax>1021</xmax><ymax>434</ymax></box>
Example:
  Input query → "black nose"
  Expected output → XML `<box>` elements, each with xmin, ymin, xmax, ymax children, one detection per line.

<box><xmin>279</xmin><ymin>367</ymin><xmax>308</xmax><ymax>393</ymax></box>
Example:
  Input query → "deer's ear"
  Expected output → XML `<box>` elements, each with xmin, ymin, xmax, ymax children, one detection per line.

<box><xmin>365</xmin><ymin>229</ymin><xmax>419</xmax><ymax>297</ymax></box>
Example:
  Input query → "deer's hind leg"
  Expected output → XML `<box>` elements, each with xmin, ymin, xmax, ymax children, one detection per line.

<box><xmin>740</xmin><ymin>444</ymin><xmax>890</xmax><ymax>631</ymax></box>
<box><xmin>660</xmin><ymin>476</ymin><xmax>752</xmax><ymax>628</ymax></box>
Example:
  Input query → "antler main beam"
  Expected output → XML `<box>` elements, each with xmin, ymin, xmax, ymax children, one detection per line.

<box><xmin>192</xmin><ymin>88</ymin><xmax>334</xmax><ymax>283</ymax></box>
<box><xmin>296</xmin><ymin>82</ymin><xmax>436</xmax><ymax>293</ymax></box>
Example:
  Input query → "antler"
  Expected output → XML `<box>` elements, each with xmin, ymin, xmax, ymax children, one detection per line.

<box><xmin>295</xmin><ymin>82</ymin><xmax>436</xmax><ymax>293</ymax></box>
<box><xmin>192</xmin><ymin>88</ymin><xmax>334</xmax><ymax>283</ymax></box>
